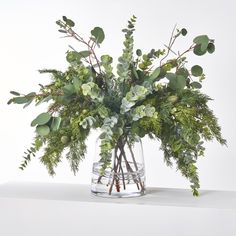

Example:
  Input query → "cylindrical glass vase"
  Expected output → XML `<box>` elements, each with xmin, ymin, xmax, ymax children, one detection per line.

<box><xmin>91</xmin><ymin>135</ymin><xmax>145</xmax><ymax>198</ymax></box>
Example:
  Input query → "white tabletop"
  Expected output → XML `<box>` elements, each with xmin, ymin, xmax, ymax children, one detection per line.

<box><xmin>0</xmin><ymin>181</ymin><xmax>236</xmax><ymax>209</ymax></box>
<box><xmin>0</xmin><ymin>182</ymin><xmax>236</xmax><ymax>236</ymax></box>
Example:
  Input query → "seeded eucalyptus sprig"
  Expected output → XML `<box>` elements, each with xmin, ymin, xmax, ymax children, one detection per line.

<box><xmin>8</xmin><ymin>16</ymin><xmax>225</xmax><ymax>196</ymax></box>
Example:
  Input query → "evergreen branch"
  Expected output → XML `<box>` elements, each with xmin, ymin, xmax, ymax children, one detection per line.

<box><xmin>66</xmin><ymin>140</ymin><xmax>86</xmax><ymax>175</ymax></box>
<box><xmin>19</xmin><ymin>137</ymin><xmax>43</xmax><ymax>170</ymax></box>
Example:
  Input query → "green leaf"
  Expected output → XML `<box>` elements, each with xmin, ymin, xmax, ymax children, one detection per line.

<box><xmin>136</xmin><ymin>49</ymin><xmax>142</xmax><ymax>56</ymax></box>
<box><xmin>190</xmin><ymin>81</ymin><xmax>202</xmax><ymax>89</ymax></box>
<box><xmin>13</xmin><ymin>97</ymin><xmax>29</xmax><ymax>104</ymax></box>
<box><xmin>36</xmin><ymin>125</ymin><xmax>50</xmax><ymax>136</ymax></box>
<box><xmin>169</xmin><ymin>75</ymin><xmax>186</xmax><ymax>91</ymax></box>
<box><xmin>149</xmin><ymin>67</ymin><xmax>161</xmax><ymax>82</ymax></box>
<box><xmin>36</xmin><ymin>95</ymin><xmax>52</xmax><ymax>106</ymax></box>
<box><xmin>62</xmin><ymin>16</ymin><xmax>75</xmax><ymax>27</ymax></box>
<box><xmin>23</xmin><ymin>100</ymin><xmax>33</xmax><ymax>109</ymax></box>
<box><xmin>10</xmin><ymin>91</ymin><xmax>20</xmax><ymax>96</ymax></box>
<box><xmin>31</xmin><ymin>119</ymin><xmax>40</xmax><ymax>128</ymax></box>
<box><xmin>7</xmin><ymin>98</ymin><xmax>13</xmax><ymax>105</ymax></box>
<box><xmin>181</xmin><ymin>28</ymin><xmax>187</xmax><ymax>36</ymax></box>
<box><xmin>66</xmin><ymin>51</ymin><xmax>81</xmax><ymax>63</ymax></box>
<box><xmin>25</xmin><ymin>92</ymin><xmax>36</xmax><ymax>100</ymax></box>
<box><xmin>56</xmin><ymin>20</ymin><xmax>63</xmax><ymax>27</ymax></box>
<box><xmin>51</xmin><ymin>117</ymin><xmax>62</xmax><ymax>131</ymax></box>
<box><xmin>193</xmin><ymin>35</ymin><xmax>209</xmax><ymax>52</ymax></box>
<box><xmin>78</xmin><ymin>50</ymin><xmax>91</xmax><ymax>58</ymax></box>
<box><xmin>193</xmin><ymin>44</ymin><xmax>207</xmax><ymax>56</ymax></box>
<box><xmin>62</xmin><ymin>16</ymin><xmax>68</xmax><ymax>22</ymax></box>
<box><xmin>207</xmin><ymin>43</ymin><xmax>215</xmax><ymax>54</ymax></box>
<box><xmin>157</xmin><ymin>67</ymin><xmax>167</xmax><ymax>79</ymax></box>
<box><xmin>31</xmin><ymin>112</ymin><xmax>51</xmax><ymax>127</ymax></box>
<box><xmin>58</xmin><ymin>29</ymin><xmax>67</xmax><ymax>33</ymax></box>
<box><xmin>101</xmin><ymin>55</ymin><xmax>113</xmax><ymax>64</ymax></box>
<box><xmin>193</xmin><ymin>35</ymin><xmax>209</xmax><ymax>45</ymax></box>
<box><xmin>191</xmin><ymin>65</ymin><xmax>203</xmax><ymax>77</ymax></box>
<box><xmin>91</xmin><ymin>27</ymin><xmax>105</xmax><ymax>44</ymax></box>
<box><xmin>132</xmin><ymin>65</ymin><xmax>139</xmax><ymax>80</ymax></box>
<box><xmin>63</xmin><ymin>84</ymin><xmax>75</xmax><ymax>95</ymax></box>
<box><xmin>66</xmin><ymin>19</ymin><xmax>75</xmax><ymax>27</ymax></box>
<box><xmin>176</xmin><ymin>68</ymin><xmax>189</xmax><ymax>78</ymax></box>
<box><xmin>166</xmin><ymin>73</ymin><xmax>176</xmax><ymax>81</ymax></box>
<box><xmin>73</xmin><ymin>77</ymin><xmax>82</xmax><ymax>92</ymax></box>
<box><xmin>55</xmin><ymin>95</ymin><xmax>72</xmax><ymax>104</ymax></box>
<box><xmin>176</xmin><ymin>75</ymin><xmax>186</xmax><ymax>90</ymax></box>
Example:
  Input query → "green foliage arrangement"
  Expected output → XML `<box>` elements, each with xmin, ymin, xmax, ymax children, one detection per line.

<box><xmin>8</xmin><ymin>16</ymin><xmax>226</xmax><ymax>196</ymax></box>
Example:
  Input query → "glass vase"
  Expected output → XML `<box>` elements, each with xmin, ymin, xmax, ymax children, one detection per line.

<box><xmin>91</xmin><ymin>135</ymin><xmax>145</xmax><ymax>198</ymax></box>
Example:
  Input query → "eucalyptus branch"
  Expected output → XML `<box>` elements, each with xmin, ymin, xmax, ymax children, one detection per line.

<box><xmin>67</xmin><ymin>27</ymin><xmax>102</xmax><ymax>74</ymax></box>
<box><xmin>57</xmin><ymin>19</ymin><xmax>102</xmax><ymax>74</ymax></box>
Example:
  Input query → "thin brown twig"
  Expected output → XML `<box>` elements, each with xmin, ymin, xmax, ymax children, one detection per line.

<box><xmin>160</xmin><ymin>24</ymin><xmax>177</xmax><ymax>66</ymax></box>
<box><xmin>176</xmin><ymin>44</ymin><xmax>195</xmax><ymax>61</ymax></box>
<box><xmin>127</xmin><ymin>141</ymin><xmax>145</xmax><ymax>191</ymax></box>
<box><xmin>164</xmin><ymin>44</ymin><xmax>177</xmax><ymax>55</ymax></box>
<box><xmin>67</xmin><ymin>28</ymin><xmax>102</xmax><ymax>74</ymax></box>
<box><xmin>117</xmin><ymin>150</ymin><xmax>126</xmax><ymax>190</ymax></box>
<box><xmin>118</xmin><ymin>141</ymin><xmax>140</xmax><ymax>190</ymax></box>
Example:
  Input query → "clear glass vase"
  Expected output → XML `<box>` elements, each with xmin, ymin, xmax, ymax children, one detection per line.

<box><xmin>91</xmin><ymin>135</ymin><xmax>145</xmax><ymax>198</ymax></box>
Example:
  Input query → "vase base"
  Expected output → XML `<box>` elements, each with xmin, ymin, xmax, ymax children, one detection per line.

<box><xmin>91</xmin><ymin>190</ymin><xmax>145</xmax><ymax>198</ymax></box>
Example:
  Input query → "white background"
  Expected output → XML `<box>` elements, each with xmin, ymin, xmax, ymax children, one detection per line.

<box><xmin>0</xmin><ymin>0</ymin><xmax>235</xmax><ymax>191</ymax></box>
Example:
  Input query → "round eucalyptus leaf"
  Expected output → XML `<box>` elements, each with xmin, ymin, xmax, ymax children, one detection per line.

<box><xmin>175</xmin><ymin>75</ymin><xmax>186</xmax><ymax>90</ymax></box>
<box><xmin>207</xmin><ymin>43</ymin><xmax>215</xmax><ymax>54</ymax></box>
<box><xmin>193</xmin><ymin>44</ymin><xmax>207</xmax><ymax>56</ymax></box>
<box><xmin>91</xmin><ymin>27</ymin><xmax>105</xmax><ymax>44</ymax></box>
<box><xmin>66</xmin><ymin>51</ymin><xmax>81</xmax><ymax>63</ymax></box>
<box><xmin>136</xmin><ymin>49</ymin><xmax>142</xmax><ymax>56</ymax></box>
<box><xmin>193</xmin><ymin>35</ymin><xmax>209</xmax><ymax>45</ymax></box>
<box><xmin>181</xmin><ymin>28</ymin><xmax>187</xmax><ymax>36</ymax></box>
<box><xmin>166</xmin><ymin>73</ymin><xmax>176</xmax><ymax>81</ymax></box>
<box><xmin>176</xmin><ymin>68</ymin><xmax>189</xmax><ymax>78</ymax></box>
<box><xmin>191</xmin><ymin>65</ymin><xmax>203</xmax><ymax>77</ymax></box>
<box><xmin>193</xmin><ymin>35</ymin><xmax>209</xmax><ymax>52</ymax></box>
<box><xmin>169</xmin><ymin>75</ymin><xmax>186</xmax><ymax>91</ymax></box>
<box><xmin>36</xmin><ymin>125</ymin><xmax>50</xmax><ymax>136</ymax></box>
<box><xmin>190</xmin><ymin>81</ymin><xmax>202</xmax><ymax>89</ymax></box>
<box><xmin>31</xmin><ymin>112</ymin><xmax>51</xmax><ymax>127</ymax></box>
